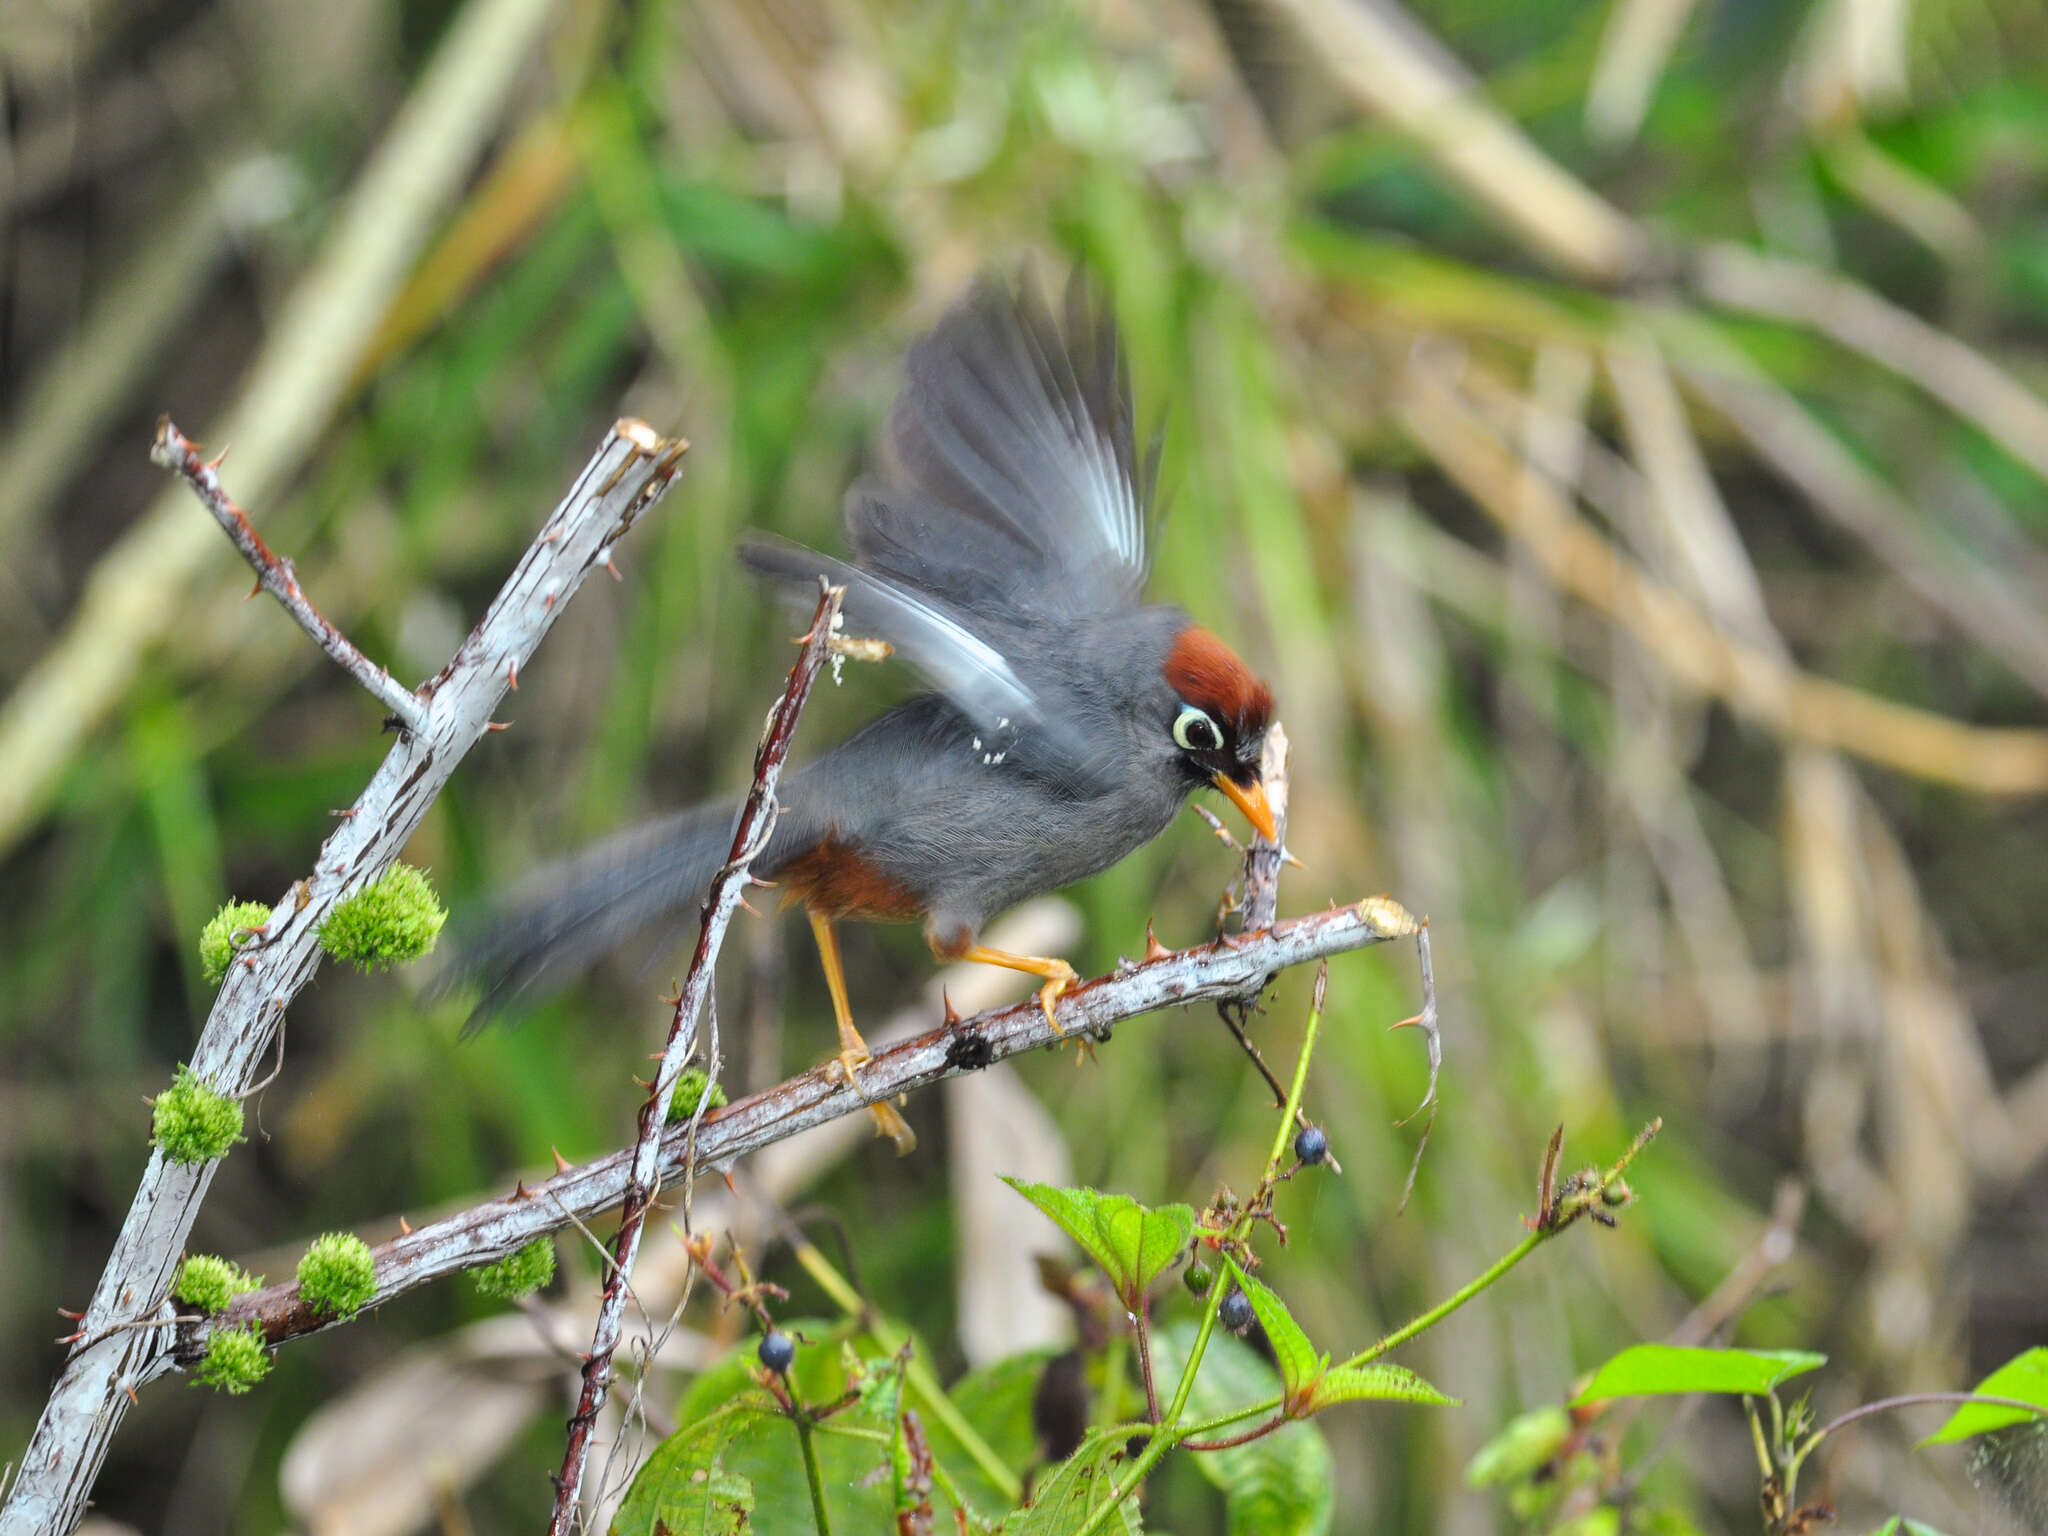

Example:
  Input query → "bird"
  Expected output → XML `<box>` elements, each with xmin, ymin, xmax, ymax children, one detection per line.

<box><xmin>461</xmin><ymin>275</ymin><xmax>1277</xmax><ymax>1153</ymax></box>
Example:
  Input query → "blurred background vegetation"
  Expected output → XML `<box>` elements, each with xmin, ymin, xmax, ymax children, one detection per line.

<box><xmin>5</xmin><ymin>0</ymin><xmax>2048</xmax><ymax>1530</ymax></box>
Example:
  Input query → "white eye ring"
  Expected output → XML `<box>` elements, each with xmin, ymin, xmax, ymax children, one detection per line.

<box><xmin>1173</xmin><ymin>704</ymin><xmax>1223</xmax><ymax>753</ymax></box>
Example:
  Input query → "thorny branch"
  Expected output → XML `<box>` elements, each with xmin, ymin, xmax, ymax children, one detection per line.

<box><xmin>546</xmin><ymin>582</ymin><xmax>844</xmax><ymax>1533</ymax></box>
<box><xmin>150</xmin><ymin>417</ymin><xmax>427</xmax><ymax>731</ymax></box>
<box><xmin>177</xmin><ymin>895</ymin><xmax>1421</xmax><ymax>1362</ymax></box>
<box><xmin>1</xmin><ymin>419</ymin><xmax>686</xmax><ymax>1536</ymax></box>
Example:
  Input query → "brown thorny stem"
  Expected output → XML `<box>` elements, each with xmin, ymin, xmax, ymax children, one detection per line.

<box><xmin>546</xmin><ymin>582</ymin><xmax>845</xmax><ymax>1533</ymax></box>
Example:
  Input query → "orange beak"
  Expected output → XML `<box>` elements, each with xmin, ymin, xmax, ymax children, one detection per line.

<box><xmin>1212</xmin><ymin>771</ymin><xmax>1279</xmax><ymax>844</ymax></box>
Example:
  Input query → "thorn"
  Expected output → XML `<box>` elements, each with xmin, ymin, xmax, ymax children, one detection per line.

<box><xmin>750</xmin><ymin>876</ymin><xmax>778</xmax><ymax>890</ymax></box>
<box><xmin>398</xmin><ymin>1215</ymin><xmax>412</xmax><ymax>1236</ymax></box>
<box><xmin>125</xmin><ymin>1385</ymin><xmax>141</xmax><ymax>1407</ymax></box>
<box><xmin>56</xmin><ymin>1307</ymin><xmax>83</xmax><ymax>1320</ymax></box>
<box><xmin>722</xmin><ymin>1169</ymin><xmax>740</xmax><ymax>1195</ymax></box>
<box><xmin>633</xmin><ymin>1075</ymin><xmax>652</xmax><ymax>1090</ymax></box>
<box><xmin>329</xmin><ymin>807</ymin><xmax>357</xmax><ymax>818</ymax></box>
<box><xmin>57</xmin><ymin>1332</ymin><xmax>83</xmax><ymax>1345</ymax></box>
<box><xmin>604</xmin><ymin>557</ymin><xmax>621</xmax><ymax>580</ymax></box>
<box><xmin>1388</xmin><ymin>1012</ymin><xmax>1423</xmax><ymax>1031</ymax></box>
<box><xmin>738</xmin><ymin>895</ymin><xmax>761</xmax><ymax>917</ymax></box>
<box><xmin>1144</xmin><ymin>920</ymin><xmax>1171</xmax><ymax>963</ymax></box>
<box><xmin>205</xmin><ymin>445</ymin><xmax>231</xmax><ymax>471</ymax></box>
<box><xmin>942</xmin><ymin>989</ymin><xmax>960</xmax><ymax>1027</ymax></box>
<box><xmin>246</xmin><ymin>577</ymin><xmax>263</xmax><ymax>601</ymax></box>
<box><xmin>1281</xmin><ymin>848</ymin><xmax>1306</xmax><ymax>871</ymax></box>
<box><xmin>552</xmin><ymin>1145</ymin><xmax>571</xmax><ymax>1174</ymax></box>
<box><xmin>543</xmin><ymin>592</ymin><xmax>556</xmax><ymax>609</ymax></box>
<box><xmin>485</xmin><ymin>719</ymin><xmax>513</xmax><ymax>731</ymax></box>
<box><xmin>512</xmin><ymin>1180</ymin><xmax>532</xmax><ymax>1203</ymax></box>
<box><xmin>507</xmin><ymin>660</ymin><xmax>519</xmax><ymax>691</ymax></box>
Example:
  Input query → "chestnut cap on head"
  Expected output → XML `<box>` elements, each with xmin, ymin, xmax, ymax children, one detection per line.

<box><xmin>1162</xmin><ymin>624</ymin><xmax>1278</xmax><ymax>842</ymax></box>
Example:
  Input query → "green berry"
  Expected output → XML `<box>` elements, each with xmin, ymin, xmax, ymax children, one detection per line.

<box><xmin>151</xmin><ymin>1065</ymin><xmax>244</xmax><ymax>1164</ymax></box>
<box><xmin>472</xmin><ymin>1238</ymin><xmax>557</xmax><ymax>1302</ymax></box>
<box><xmin>296</xmin><ymin>1232</ymin><xmax>377</xmax><ymax>1319</ymax></box>
<box><xmin>193</xmin><ymin>1322</ymin><xmax>272</xmax><ymax>1394</ymax></box>
<box><xmin>174</xmin><ymin>1254</ymin><xmax>262</xmax><ymax>1314</ymax></box>
<box><xmin>199</xmin><ymin>901</ymin><xmax>272</xmax><ymax>984</ymax></box>
<box><xmin>318</xmin><ymin>863</ymin><xmax>446</xmax><ymax>972</ymax></box>
<box><xmin>665</xmin><ymin>1068</ymin><xmax>728</xmax><ymax>1123</ymax></box>
<box><xmin>1184</xmin><ymin>1260</ymin><xmax>1215</xmax><ymax>1297</ymax></box>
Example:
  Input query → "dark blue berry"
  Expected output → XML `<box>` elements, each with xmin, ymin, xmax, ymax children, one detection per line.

<box><xmin>757</xmin><ymin>1329</ymin><xmax>795</xmax><ymax>1375</ymax></box>
<box><xmin>1184</xmin><ymin>1260</ymin><xmax>1215</xmax><ymax>1297</ymax></box>
<box><xmin>1294</xmin><ymin>1125</ymin><xmax>1330</xmax><ymax>1165</ymax></box>
<box><xmin>1219</xmin><ymin>1289</ymin><xmax>1254</xmax><ymax>1333</ymax></box>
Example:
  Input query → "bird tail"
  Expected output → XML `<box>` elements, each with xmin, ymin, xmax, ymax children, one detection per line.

<box><xmin>451</xmin><ymin>802</ymin><xmax>746</xmax><ymax>1036</ymax></box>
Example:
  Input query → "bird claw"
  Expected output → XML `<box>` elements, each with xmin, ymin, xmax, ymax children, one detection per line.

<box><xmin>1036</xmin><ymin>962</ymin><xmax>1078</xmax><ymax>1035</ymax></box>
<box><xmin>829</xmin><ymin>1046</ymin><xmax>918</xmax><ymax>1154</ymax></box>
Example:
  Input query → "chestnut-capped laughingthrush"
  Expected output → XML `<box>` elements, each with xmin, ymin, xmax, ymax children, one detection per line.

<box><xmin>463</xmin><ymin>276</ymin><xmax>1277</xmax><ymax>1152</ymax></box>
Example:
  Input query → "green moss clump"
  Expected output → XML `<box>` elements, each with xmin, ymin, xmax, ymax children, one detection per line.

<box><xmin>472</xmin><ymin>1238</ymin><xmax>557</xmax><ymax>1302</ymax></box>
<box><xmin>174</xmin><ymin>1254</ymin><xmax>262</xmax><ymax>1314</ymax></box>
<box><xmin>296</xmin><ymin>1232</ymin><xmax>377</xmax><ymax>1319</ymax></box>
<box><xmin>665</xmin><ymin>1068</ymin><xmax>728</xmax><ymax>1123</ymax></box>
<box><xmin>151</xmin><ymin>1065</ymin><xmax>245</xmax><ymax>1164</ymax></box>
<box><xmin>318</xmin><ymin>863</ymin><xmax>446</xmax><ymax>972</ymax></box>
<box><xmin>199</xmin><ymin>900</ymin><xmax>272</xmax><ymax>984</ymax></box>
<box><xmin>193</xmin><ymin>1322</ymin><xmax>272</xmax><ymax>1394</ymax></box>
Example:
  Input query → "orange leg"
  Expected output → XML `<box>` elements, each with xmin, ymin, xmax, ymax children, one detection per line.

<box><xmin>808</xmin><ymin>911</ymin><xmax>916</xmax><ymax>1154</ymax></box>
<box><xmin>940</xmin><ymin>941</ymin><xmax>1079</xmax><ymax>1033</ymax></box>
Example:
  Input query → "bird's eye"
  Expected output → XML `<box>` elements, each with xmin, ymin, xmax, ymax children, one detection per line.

<box><xmin>1173</xmin><ymin>704</ymin><xmax>1223</xmax><ymax>753</ymax></box>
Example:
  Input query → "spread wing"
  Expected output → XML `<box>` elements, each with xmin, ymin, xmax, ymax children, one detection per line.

<box><xmin>739</xmin><ymin>274</ymin><xmax>1152</xmax><ymax>784</ymax></box>
<box><xmin>861</xmin><ymin>274</ymin><xmax>1153</xmax><ymax>616</ymax></box>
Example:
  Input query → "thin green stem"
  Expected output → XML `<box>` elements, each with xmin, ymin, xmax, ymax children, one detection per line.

<box><xmin>1339</xmin><ymin>1231</ymin><xmax>1541</xmax><ymax>1370</ymax></box>
<box><xmin>1073</xmin><ymin>968</ymin><xmax>1332</xmax><ymax>1536</ymax></box>
<box><xmin>790</xmin><ymin>1236</ymin><xmax>1022</xmax><ymax>1501</ymax></box>
<box><xmin>795</xmin><ymin>1413</ymin><xmax>832</xmax><ymax>1536</ymax></box>
<box><xmin>1259</xmin><ymin>963</ymin><xmax>1327</xmax><ymax>1184</ymax></box>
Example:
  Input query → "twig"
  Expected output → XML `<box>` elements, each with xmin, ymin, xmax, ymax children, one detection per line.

<box><xmin>0</xmin><ymin>419</ymin><xmax>684</xmax><ymax>1536</ymax></box>
<box><xmin>149</xmin><ymin>419</ymin><xmax>426</xmax><ymax>729</ymax></box>
<box><xmin>546</xmin><ymin>582</ymin><xmax>842</xmax><ymax>1534</ymax></box>
<box><xmin>179</xmin><ymin>897</ymin><xmax>1421</xmax><ymax>1360</ymax></box>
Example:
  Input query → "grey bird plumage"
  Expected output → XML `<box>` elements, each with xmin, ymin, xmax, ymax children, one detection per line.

<box><xmin>459</xmin><ymin>276</ymin><xmax>1274</xmax><ymax>1031</ymax></box>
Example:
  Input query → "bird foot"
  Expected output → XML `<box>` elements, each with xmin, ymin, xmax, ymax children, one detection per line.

<box><xmin>828</xmin><ymin>1045</ymin><xmax>917</xmax><ymax>1155</ymax></box>
<box><xmin>1036</xmin><ymin>961</ymin><xmax>1078</xmax><ymax>1034</ymax></box>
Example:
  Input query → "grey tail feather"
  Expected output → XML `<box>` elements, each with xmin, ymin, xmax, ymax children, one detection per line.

<box><xmin>453</xmin><ymin>802</ymin><xmax>746</xmax><ymax>1037</ymax></box>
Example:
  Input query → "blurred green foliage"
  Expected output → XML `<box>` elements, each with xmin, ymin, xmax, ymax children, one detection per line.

<box><xmin>6</xmin><ymin>0</ymin><xmax>2048</xmax><ymax>1530</ymax></box>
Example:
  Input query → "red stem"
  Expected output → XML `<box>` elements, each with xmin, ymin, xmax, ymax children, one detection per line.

<box><xmin>1181</xmin><ymin>1415</ymin><xmax>1291</xmax><ymax>1452</ymax></box>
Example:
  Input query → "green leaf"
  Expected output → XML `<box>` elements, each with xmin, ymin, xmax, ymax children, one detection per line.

<box><xmin>1571</xmin><ymin>1345</ymin><xmax>1827</xmax><ymax>1403</ymax></box>
<box><xmin>1465</xmin><ymin>1405</ymin><xmax>1573</xmax><ymax>1487</ymax></box>
<box><xmin>1307</xmin><ymin>1363</ymin><xmax>1457</xmax><ymax>1413</ymax></box>
<box><xmin>1919</xmin><ymin>1346</ymin><xmax>2048</xmax><ymax>1446</ymax></box>
<box><xmin>1002</xmin><ymin>1179</ymin><xmax>1195</xmax><ymax>1305</ymax></box>
<box><xmin>1863</xmin><ymin>1520</ymin><xmax>1955</xmax><ymax>1536</ymax></box>
<box><xmin>643</xmin><ymin>1324</ymin><xmax>953</xmax><ymax>1536</ymax></box>
<box><xmin>1223</xmin><ymin>1260</ymin><xmax>1322</xmax><ymax>1405</ymax></box>
<box><xmin>611</xmin><ymin>1400</ymin><xmax>762</xmax><ymax>1535</ymax></box>
<box><xmin>1154</xmin><ymin>1320</ymin><xmax>1333</xmax><ymax>1536</ymax></box>
<box><xmin>1003</xmin><ymin>1428</ymin><xmax>1143</xmax><ymax>1534</ymax></box>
